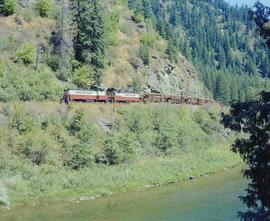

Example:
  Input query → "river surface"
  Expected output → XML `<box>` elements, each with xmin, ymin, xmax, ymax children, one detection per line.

<box><xmin>1</xmin><ymin>169</ymin><xmax>246</xmax><ymax>221</ymax></box>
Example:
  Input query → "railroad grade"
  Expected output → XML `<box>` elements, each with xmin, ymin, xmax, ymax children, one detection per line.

<box><xmin>61</xmin><ymin>88</ymin><xmax>215</xmax><ymax>106</ymax></box>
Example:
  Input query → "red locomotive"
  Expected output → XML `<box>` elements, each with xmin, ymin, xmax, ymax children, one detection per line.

<box><xmin>62</xmin><ymin>88</ymin><xmax>214</xmax><ymax>105</ymax></box>
<box><xmin>62</xmin><ymin>88</ymin><xmax>142</xmax><ymax>104</ymax></box>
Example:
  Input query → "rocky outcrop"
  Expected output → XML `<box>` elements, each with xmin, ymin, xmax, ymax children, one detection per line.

<box><xmin>141</xmin><ymin>55</ymin><xmax>203</xmax><ymax>97</ymax></box>
<box><xmin>102</xmin><ymin>2</ymin><xmax>204</xmax><ymax>98</ymax></box>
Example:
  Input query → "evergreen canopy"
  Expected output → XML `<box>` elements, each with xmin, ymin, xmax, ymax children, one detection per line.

<box><xmin>222</xmin><ymin>2</ymin><xmax>270</xmax><ymax>220</ymax></box>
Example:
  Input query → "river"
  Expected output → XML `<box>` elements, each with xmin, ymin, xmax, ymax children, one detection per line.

<box><xmin>1</xmin><ymin>168</ymin><xmax>246</xmax><ymax>221</ymax></box>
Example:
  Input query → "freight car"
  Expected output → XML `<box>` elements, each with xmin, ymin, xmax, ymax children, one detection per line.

<box><xmin>61</xmin><ymin>88</ymin><xmax>214</xmax><ymax>106</ymax></box>
<box><xmin>142</xmin><ymin>93</ymin><xmax>214</xmax><ymax>105</ymax></box>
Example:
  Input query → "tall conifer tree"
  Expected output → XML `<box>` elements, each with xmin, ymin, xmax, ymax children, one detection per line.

<box><xmin>71</xmin><ymin>0</ymin><xmax>105</xmax><ymax>85</ymax></box>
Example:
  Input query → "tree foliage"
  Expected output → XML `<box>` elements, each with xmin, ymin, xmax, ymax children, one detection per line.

<box><xmin>128</xmin><ymin>0</ymin><xmax>270</xmax><ymax>103</ymax></box>
<box><xmin>222</xmin><ymin>92</ymin><xmax>270</xmax><ymax>220</ymax></box>
<box><xmin>165</xmin><ymin>39</ymin><xmax>178</xmax><ymax>63</ymax></box>
<box><xmin>221</xmin><ymin>3</ymin><xmax>270</xmax><ymax>220</ymax></box>
<box><xmin>0</xmin><ymin>0</ymin><xmax>16</xmax><ymax>16</ymax></box>
<box><xmin>72</xmin><ymin>65</ymin><xmax>94</xmax><ymax>88</ymax></box>
<box><xmin>50</xmin><ymin>0</ymin><xmax>73</xmax><ymax>81</ymax></box>
<box><xmin>36</xmin><ymin>0</ymin><xmax>52</xmax><ymax>17</ymax></box>
<box><xmin>71</xmin><ymin>0</ymin><xmax>105</xmax><ymax>85</ymax></box>
<box><xmin>250</xmin><ymin>2</ymin><xmax>270</xmax><ymax>48</ymax></box>
<box><xmin>15</xmin><ymin>43</ymin><xmax>36</xmax><ymax>65</ymax></box>
<box><xmin>0</xmin><ymin>61</ymin><xmax>62</xmax><ymax>102</ymax></box>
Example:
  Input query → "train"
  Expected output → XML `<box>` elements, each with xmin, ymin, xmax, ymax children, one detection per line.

<box><xmin>61</xmin><ymin>88</ymin><xmax>214</xmax><ymax>106</ymax></box>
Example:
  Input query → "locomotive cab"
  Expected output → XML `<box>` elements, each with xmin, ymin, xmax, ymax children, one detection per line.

<box><xmin>61</xmin><ymin>89</ymin><xmax>70</xmax><ymax>104</ymax></box>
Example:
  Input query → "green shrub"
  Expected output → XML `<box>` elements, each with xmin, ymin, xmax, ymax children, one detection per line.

<box><xmin>131</xmin><ymin>12</ymin><xmax>144</xmax><ymax>23</ymax></box>
<box><xmin>101</xmin><ymin>139</ymin><xmax>118</xmax><ymax>165</ymax></box>
<box><xmin>0</xmin><ymin>62</ymin><xmax>62</xmax><ymax>102</ymax></box>
<box><xmin>45</xmin><ymin>54</ymin><xmax>59</xmax><ymax>72</ymax></box>
<box><xmin>10</xmin><ymin>111</ymin><xmax>35</xmax><ymax>134</ymax></box>
<box><xmin>0</xmin><ymin>102</ymin><xmax>240</xmax><ymax>203</ymax></box>
<box><xmin>140</xmin><ymin>33</ymin><xmax>158</xmax><ymax>48</ymax></box>
<box><xmin>103</xmin><ymin>131</ymin><xmax>139</xmax><ymax>165</ymax></box>
<box><xmin>105</xmin><ymin>10</ymin><xmax>120</xmax><ymax>46</ymax></box>
<box><xmin>114</xmin><ymin>105</ymin><xmax>220</xmax><ymax>153</ymax></box>
<box><xmin>15</xmin><ymin>43</ymin><xmax>36</xmax><ymax>65</ymax></box>
<box><xmin>56</xmin><ymin>68</ymin><xmax>71</xmax><ymax>81</ymax></box>
<box><xmin>18</xmin><ymin>84</ymin><xmax>36</xmax><ymax>101</ymax></box>
<box><xmin>138</xmin><ymin>43</ymin><xmax>149</xmax><ymax>65</ymax></box>
<box><xmin>165</xmin><ymin>40</ymin><xmax>178</xmax><ymax>63</ymax></box>
<box><xmin>65</xmin><ymin>111</ymin><xmax>104</xmax><ymax>169</ymax></box>
<box><xmin>19</xmin><ymin>140</ymin><xmax>48</xmax><ymax>165</ymax></box>
<box><xmin>0</xmin><ymin>0</ymin><xmax>16</xmax><ymax>16</ymax></box>
<box><xmin>36</xmin><ymin>0</ymin><xmax>52</xmax><ymax>17</ymax></box>
<box><xmin>72</xmin><ymin>65</ymin><xmax>94</xmax><ymax>88</ymax></box>
<box><xmin>128</xmin><ymin>74</ymin><xmax>141</xmax><ymax>91</ymax></box>
<box><xmin>154</xmin><ymin>126</ymin><xmax>178</xmax><ymax>152</ymax></box>
<box><xmin>68</xmin><ymin>109</ymin><xmax>84</xmax><ymax>136</ymax></box>
<box><xmin>77</xmin><ymin>124</ymin><xmax>100</xmax><ymax>144</ymax></box>
<box><xmin>64</xmin><ymin>143</ymin><xmax>94</xmax><ymax>170</ymax></box>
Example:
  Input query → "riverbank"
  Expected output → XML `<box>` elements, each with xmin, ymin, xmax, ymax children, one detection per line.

<box><xmin>0</xmin><ymin>102</ymin><xmax>242</xmax><ymax>207</ymax></box>
<box><xmin>4</xmin><ymin>145</ymin><xmax>242</xmax><ymax>207</ymax></box>
<box><xmin>1</xmin><ymin>166</ymin><xmax>245</xmax><ymax>221</ymax></box>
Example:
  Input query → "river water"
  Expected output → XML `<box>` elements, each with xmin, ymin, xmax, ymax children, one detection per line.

<box><xmin>1</xmin><ymin>168</ymin><xmax>246</xmax><ymax>221</ymax></box>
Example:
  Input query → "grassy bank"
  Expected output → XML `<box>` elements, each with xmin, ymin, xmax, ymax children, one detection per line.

<box><xmin>0</xmin><ymin>102</ymin><xmax>241</xmax><ymax>205</ymax></box>
<box><xmin>5</xmin><ymin>147</ymin><xmax>241</xmax><ymax>206</ymax></box>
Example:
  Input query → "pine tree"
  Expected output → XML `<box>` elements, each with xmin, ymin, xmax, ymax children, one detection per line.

<box><xmin>156</xmin><ymin>18</ymin><xmax>166</xmax><ymax>38</ymax></box>
<box><xmin>128</xmin><ymin>0</ymin><xmax>270</xmax><ymax>103</ymax></box>
<box><xmin>166</xmin><ymin>39</ymin><xmax>178</xmax><ymax>63</ymax></box>
<box><xmin>54</xmin><ymin>0</ymin><xmax>73</xmax><ymax>81</ymax></box>
<box><xmin>169</xmin><ymin>5</ymin><xmax>179</xmax><ymax>26</ymax></box>
<box><xmin>179</xmin><ymin>39</ymin><xmax>192</xmax><ymax>59</ymax></box>
<box><xmin>142</xmin><ymin>0</ymin><xmax>152</xmax><ymax>19</ymax></box>
<box><xmin>130</xmin><ymin>0</ymin><xmax>144</xmax><ymax>23</ymax></box>
<box><xmin>71</xmin><ymin>0</ymin><xmax>105</xmax><ymax>85</ymax></box>
<box><xmin>214</xmin><ymin>74</ymin><xmax>229</xmax><ymax>103</ymax></box>
<box><xmin>216</xmin><ymin>46</ymin><xmax>226</xmax><ymax>70</ymax></box>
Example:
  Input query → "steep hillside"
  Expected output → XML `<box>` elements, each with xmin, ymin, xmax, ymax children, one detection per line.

<box><xmin>0</xmin><ymin>0</ymin><xmax>247</xmax><ymax>206</ymax></box>
<box><xmin>0</xmin><ymin>0</ymin><xmax>205</xmax><ymax>102</ymax></box>
<box><xmin>0</xmin><ymin>0</ymin><xmax>270</xmax><ymax>103</ymax></box>
<box><xmin>128</xmin><ymin>0</ymin><xmax>270</xmax><ymax>103</ymax></box>
<box><xmin>101</xmin><ymin>1</ymin><xmax>203</xmax><ymax>96</ymax></box>
<box><xmin>0</xmin><ymin>14</ymin><xmax>63</xmax><ymax>101</ymax></box>
<box><xmin>0</xmin><ymin>102</ymin><xmax>241</xmax><ymax>204</ymax></box>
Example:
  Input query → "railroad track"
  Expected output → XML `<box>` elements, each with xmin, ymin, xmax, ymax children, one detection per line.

<box><xmin>61</xmin><ymin>89</ymin><xmax>214</xmax><ymax>106</ymax></box>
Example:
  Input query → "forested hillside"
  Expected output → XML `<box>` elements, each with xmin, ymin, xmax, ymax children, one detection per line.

<box><xmin>129</xmin><ymin>0</ymin><xmax>270</xmax><ymax>103</ymax></box>
<box><xmin>0</xmin><ymin>0</ymin><xmax>204</xmax><ymax>102</ymax></box>
<box><xmin>0</xmin><ymin>0</ymin><xmax>269</xmax><ymax>103</ymax></box>
<box><xmin>0</xmin><ymin>0</ymin><xmax>253</xmax><ymax>206</ymax></box>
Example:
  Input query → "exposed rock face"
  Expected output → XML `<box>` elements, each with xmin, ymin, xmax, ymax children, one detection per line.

<box><xmin>142</xmin><ymin>55</ymin><xmax>202</xmax><ymax>97</ymax></box>
<box><xmin>102</xmin><ymin>3</ymin><xmax>204</xmax><ymax>97</ymax></box>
